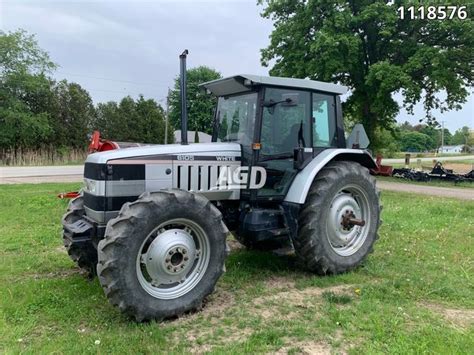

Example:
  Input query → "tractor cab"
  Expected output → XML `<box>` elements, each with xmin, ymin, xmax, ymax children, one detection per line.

<box><xmin>201</xmin><ymin>75</ymin><xmax>348</xmax><ymax>200</ymax></box>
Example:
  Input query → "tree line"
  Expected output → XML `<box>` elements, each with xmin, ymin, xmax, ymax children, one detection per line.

<box><xmin>375</xmin><ymin>122</ymin><xmax>473</xmax><ymax>157</ymax></box>
<box><xmin>3</xmin><ymin>2</ymin><xmax>474</xmax><ymax>161</ymax></box>
<box><xmin>0</xmin><ymin>30</ymin><xmax>172</xmax><ymax>151</ymax></box>
<box><xmin>0</xmin><ymin>29</ymin><xmax>220</xmax><ymax>155</ymax></box>
<box><xmin>397</xmin><ymin>123</ymin><xmax>472</xmax><ymax>153</ymax></box>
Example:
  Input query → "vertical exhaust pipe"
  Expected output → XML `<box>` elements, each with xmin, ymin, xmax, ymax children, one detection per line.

<box><xmin>179</xmin><ymin>49</ymin><xmax>189</xmax><ymax>145</ymax></box>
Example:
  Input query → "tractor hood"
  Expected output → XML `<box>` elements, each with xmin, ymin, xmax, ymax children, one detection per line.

<box><xmin>85</xmin><ymin>142</ymin><xmax>241</xmax><ymax>164</ymax></box>
<box><xmin>82</xmin><ymin>142</ymin><xmax>243</xmax><ymax>223</ymax></box>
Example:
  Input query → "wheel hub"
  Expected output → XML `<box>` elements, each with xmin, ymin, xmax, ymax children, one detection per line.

<box><xmin>144</xmin><ymin>228</ymin><xmax>197</xmax><ymax>285</ymax></box>
<box><xmin>341</xmin><ymin>210</ymin><xmax>365</xmax><ymax>231</ymax></box>
<box><xmin>327</xmin><ymin>192</ymin><xmax>363</xmax><ymax>249</ymax></box>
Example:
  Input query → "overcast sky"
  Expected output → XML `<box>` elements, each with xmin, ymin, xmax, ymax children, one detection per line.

<box><xmin>2</xmin><ymin>0</ymin><xmax>472</xmax><ymax>133</ymax></box>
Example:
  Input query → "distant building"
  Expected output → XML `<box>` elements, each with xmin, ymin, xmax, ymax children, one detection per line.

<box><xmin>174</xmin><ymin>130</ymin><xmax>212</xmax><ymax>144</ymax></box>
<box><xmin>439</xmin><ymin>145</ymin><xmax>469</xmax><ymax>154</ymax></box>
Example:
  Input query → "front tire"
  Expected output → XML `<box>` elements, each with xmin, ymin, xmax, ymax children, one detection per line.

<box><xmin>292</xmin><ymin>161</ymin><xmax>381</xmax><ymax>275</ymax></box>
<box><xmin>62</xmin><ymin>196</ymin><xmax>97</xmax><ymax>277</ymax></box>
<box><xmin>97</xmin><ymin>190</ymin><xmax>228</xmax><ymax>321</ymax></box>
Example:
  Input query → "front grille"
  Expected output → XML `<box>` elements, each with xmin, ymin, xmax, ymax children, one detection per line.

<box><xmin>174</xmin><ymin>163</ymin><xmax>238</xmax><ymax>191</ymax></box>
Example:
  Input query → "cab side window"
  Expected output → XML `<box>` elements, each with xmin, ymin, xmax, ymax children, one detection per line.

<box><xmin>260</xmin><ymin>88</ymin><xmax>311</xmax><ymax>156</ymax></box>
<box><xmin>312</xmin><ymin>93</ymin><xmax>337</xmax><ymax>147</ymax></box>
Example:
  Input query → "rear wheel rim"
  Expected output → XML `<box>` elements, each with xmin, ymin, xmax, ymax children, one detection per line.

<box><xmin>326</xmin><ymin>184</ymin><xmax>370</xmax><ymax>257</ymax></box>
<box><xmin>136</xmin><ymin>218</ymin><xmax>210</xmax><ymax>300</ymax></box>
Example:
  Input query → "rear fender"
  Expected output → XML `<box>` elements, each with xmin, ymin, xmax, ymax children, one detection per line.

<box><xmin>284</xmin><ymin>149</ymin><xmax>376</xmax><ymax>204</ymax></box>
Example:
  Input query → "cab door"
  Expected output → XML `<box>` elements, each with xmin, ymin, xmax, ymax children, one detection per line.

<box><xmin>256</xmin><ymin>87</ymin><xmax>311</xmax><ymax>199</ymax></box>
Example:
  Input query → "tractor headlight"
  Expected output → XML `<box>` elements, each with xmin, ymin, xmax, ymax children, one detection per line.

<box><xmin>84</xmin><ymin>178</ymin><xmax>97</xmax><ymax>194</ymax></box>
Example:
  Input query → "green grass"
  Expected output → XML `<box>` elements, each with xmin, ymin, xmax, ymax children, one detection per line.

<box><xmin>1</xmin><ymin>183</ymin><xmax>473</xmax><ymax>353</ymax></box>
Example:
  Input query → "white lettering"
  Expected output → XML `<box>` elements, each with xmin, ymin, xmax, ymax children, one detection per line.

<box><xmin>216</xmin><ymin>156</ymin><xmax>236</xmax><ymax>161</ymax></box>
<box><xmin>250</xmin><ymin>167</ymin><xmax>267</xmax><ymax>189</ymax></box>
<box><xmin>214</xmin><ymin>166</ymin><xmax>267</xmax><ymax>190</ymax></box>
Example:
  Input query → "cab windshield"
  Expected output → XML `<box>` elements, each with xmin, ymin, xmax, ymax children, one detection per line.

<box><xmin>214</xmin><ymin>92</ymin><xmax>257</xmax><ymax>146</ymax></box>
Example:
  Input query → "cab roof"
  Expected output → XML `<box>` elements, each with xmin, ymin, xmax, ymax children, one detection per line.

<box><xmin>199</xmin><ymin>74</ymin><xmax>348</xmax><ymax>97</ymax></box>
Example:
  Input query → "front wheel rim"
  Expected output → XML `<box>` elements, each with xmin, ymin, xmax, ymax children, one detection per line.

<box><xmin>136</xmin><ymin>218</ymin><xmax>210</xmax><ymax>300</ymax></box>
<box><xmin>326</xmin><ymin>184</ymin><xmax>371</xmax><ymax>257</ymax></box>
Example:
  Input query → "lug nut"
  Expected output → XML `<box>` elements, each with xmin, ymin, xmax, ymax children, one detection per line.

<box><xmin>167</xmin><ymin>265</ymin><xmax>171</xmax><ymax>270</ymax></box>
<box><xmin>165</xmin><ymin>258</ymin><xmax>170</xmax><ymax>263</ymax></box>
<box><xmin>182</xmin><ymin>250</ymin><xmax>187</xmax><ymax>254</ymax></box>
<box><xmin>169</xmin><ymin>250</ymin><xmax>173</xmax><ymax>255</ymax></box>
<box><xmin>184</xmin><ymin>256</ymin><xmax>189</xmax><ymax>261</ymax></box>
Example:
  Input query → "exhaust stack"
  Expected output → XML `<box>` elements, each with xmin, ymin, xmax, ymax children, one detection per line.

<box><xmin>179</xmin><ymin>49</ymin><xmax>189</xmax><ymax>145</ymax></box>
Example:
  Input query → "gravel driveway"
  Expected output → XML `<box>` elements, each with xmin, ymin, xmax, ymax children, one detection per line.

<box><xmin>377</xmin><ymin>181</ymin><xmax>474</xmax><ymax>201</ymax></box>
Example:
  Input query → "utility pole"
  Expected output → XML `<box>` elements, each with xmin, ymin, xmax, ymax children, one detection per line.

<box><xmin>440</xmin><ymin>121</ymin><xmax>445</xmax><ymax>154</ymax></box>
<box><xmin>164</xmin><ymin>88</ymin><xmax>170</xmax><ymax>144</ymax></box>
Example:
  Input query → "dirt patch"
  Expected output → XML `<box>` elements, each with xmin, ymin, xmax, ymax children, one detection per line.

<box><xmin>275</xmin><ymin>330</ymin><xmax>355</xmax><ymax>355</ymax></box>
<box><xmin>252</xmin><ymin>284</ymin><xmax>354</xmax><ymax>321</ymax></box>
<box><xmin>177</xmin><ymin>287</ymin><xmax>235</xmax><ymax>324</ymax></box>
<box><xmin>275</xmin><ymin>340</ymin><xmax>333</xmax><ymax>355</ymax></box>
<box><xmin>173</xmin><ymin>288</ymin><xmax>243</xmax><ymax>353</ymax></box>
<box><xmin>188</xmin><ymin>326</ymin><xmax>253</xmax><ymax>353</ymax></box>
<box><xmin>227</xmin><ymin>238</ymin><xmax>245</xmax><ymax>252</ymax></box>
<box><xmin>201</xmin><ymin>288</ymin><xmax>235</xmax><ymax>316</ymax></box>
<box><xmin>32</xmin><ymin>268</ymin><xmax>81</xmax><ymax>279</ymax></box>
<box><xmin>442</xmin><ymin>162</ymin><xmax>473</xmax><ymax>174</ymax></box>
<box><xmin>424</xmin><ymin>302</ymin><xmax>474</xmax><ymax>329</ymax></box>
<box><xmin>264</xmin><ymin>275</ymin><xmax>296</xmax><ymax>290</ymax></box>
<box><xmin>179</xmin><ymin>284</ymin><xmax>356</xmax><ymax>353</ymax></box>
<box><xmin>254</xmin><ymin>284</ymin><xmax>354</xmax><ymax>307</ymax></box>
<box><xmin>55</xmin><ymin>245</ymin><xmax>67</xmax><ymax>254</ymax></box>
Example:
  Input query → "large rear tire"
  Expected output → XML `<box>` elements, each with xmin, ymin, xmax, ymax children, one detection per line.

<box><xmin>97</xmin><ymin>190</ymin><xmax>228</xmax><ymax>321</ymax></box>
<box><xmin>292</xmin><ymin>161</ymin><xmax>381</xmax><ymax>275</ymax></box>
<box><xmin>62</xmin><ymin>196</ymin><xmax>97</xmax><ymax>277</ymax></box>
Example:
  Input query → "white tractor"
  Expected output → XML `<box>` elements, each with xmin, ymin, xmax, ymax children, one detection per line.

<box><xmin>62</xmin><ymin>53</ymin><xmax>380</xmax><ymax>321</ymax></box>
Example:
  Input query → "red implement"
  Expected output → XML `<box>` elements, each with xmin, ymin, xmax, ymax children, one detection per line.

<box><xmin>57</xmin><ymin>191</ymin><xmax>80</xmax><ymax>199</ymax></box>
<box><xmin>88</xmin><ymin>130</ymin><xmax>120</xmax><ymax>153</ymax></box>
<box><xmin>371</xmin><ymin>154</ymin><xmax>393</xmax><ymax>176</ymax></box>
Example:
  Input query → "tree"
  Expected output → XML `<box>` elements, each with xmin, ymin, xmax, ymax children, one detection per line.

<box><xmin>93</xmin><ymin>101</ymin><xmax>120</xmax><ymax>140</ymax></box>
<box><xmin>375</xmin><ymin>127</ymin><xmax>400</xmax><ymax>157</ymax></box>
<box><xmin>451</xmin><ymin>126</ymin><xmax>472</xmax><ymax>146</ymax></box>
<box><xmin>51</xmin><ymin>80</ymin><xmax>95</xmax><ymax>148</ymax></box>
<box><xmin>0</xmin><ymin>29</ymin><xmax>55</xmax><ymax>75</ymax></box>
<box><xmin>399</xmin><ymin>131</ymin><xmax>432</xmax><ymax>152</ymax></box>
<box><xmin>259</xmin><ymin>1</ymin><xmax>474</xmax><ymax>148</ymax></box>
<box><xmin>439</xmin><ymin>128</ymin><xmax>453</xmax><ymax>146</ymax></box>
<box><xmin>91</xmin><ymin>96</ymin><xmax>172</xmax><ymax>144</ymax></box>
<box><xmin>169</xmin><ymin>66</ymin><xmax>221</xmax><ymax>135</ymax></box>
<box><xmin>134</xmin><ymin>95</ymin><xmax>172</xmax><ymax>144</ymax></box>
<box><xmin>0</xmin><ymin>29</ymin><xmax>57</xmax><ymax>149</ymax></box>
<box><xmin>1</xmin><ymin>29</ymin><xmax>172</xmax><ymax>154</ymax></box>
<box><xmin>418</xmin><ymin>125</ymin><xmax>438</xmax><ymax>150</ymax></box>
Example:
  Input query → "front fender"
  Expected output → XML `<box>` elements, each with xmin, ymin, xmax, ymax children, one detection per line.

<box><xmin>284</xmin><ymin>149</ymin><xmax>376</xmax><ymax>204</ymax></box>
